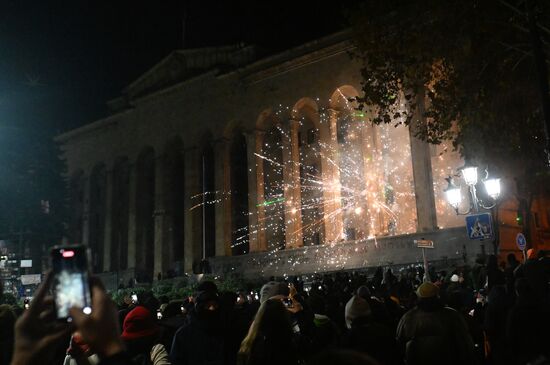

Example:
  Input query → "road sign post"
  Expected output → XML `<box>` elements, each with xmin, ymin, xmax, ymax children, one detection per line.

<box><xmin>465</xmin><ymin>213</ymin><xmax>494</xmax><ymax>240</ymax></box>
<box><xmin>516</xmin><ymin>233</ymin><xmax>527</xmax><ymax>262</ymax></box>
<box><xmin>415</xmin><ymin>239</ymin><xmax>434</xmax><ymax>282</ymax></box>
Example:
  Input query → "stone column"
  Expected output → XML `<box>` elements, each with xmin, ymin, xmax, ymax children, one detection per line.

<box><xmin>153</xmin><ymin>155</ymin><xmax>170</xmax><ymax>279</ymax></box>
<box><xmin>127</xmin><ymin>163</ymin><xmax>137</xmax><ymax>269</ymax></box>
<box><xmin>255</xmin><ymin>130</ymin><xmax>267</xmax><ymax>251</ymax></box>
<box><xmin>244</xmin><ymin>130</ymin><xmax>267</xmax><ymax>253</ymax></box>
<box><xmin>281</xmin><ymin>120</ymin><xmax>303</xmax><ymax>248</ymax></box>
<box><xmin>102</xmin><ymin>168</ymin><xmax>114</xmax><ymax>272</ymax></box>
<box><xmin>184</xmin><ymin>147</ymin><xmax>202</xmax><ymax>272</ymax></box>
<box><xmin>214</xmin><ymin>139</ymin><xmax>229</xmax><ymax>256</ymax></box>
<box><xmin>361</xmin><ymin>119</ymin><xmax>383</xmax><ymax>236</ymax></box>
<box><xmin>81</xmin><ymin>172</ymin><xmax>91</xmax><ymax>246</ymax></box>
<box><xmin>322</xmin><ymin>109</ymin><xmax>344</xmax><ymax>242</ymax></box>
<box><xmin>409</xmin><ymin>90</ymin><xmax>437</xmax><ymax>231</ymax></box>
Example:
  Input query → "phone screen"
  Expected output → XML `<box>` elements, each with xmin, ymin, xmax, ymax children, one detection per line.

<box><xmin>51</xmin><ymin>246</ymin><xmax>92</xmax><ymax>320</ymax></box>
<box><xmin>283</xmin><ymin>297</ymin><xmax>293</xmax><ymax>308</ymax></box>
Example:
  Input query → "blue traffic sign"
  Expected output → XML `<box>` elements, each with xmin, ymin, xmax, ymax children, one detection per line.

<box><xmin>465</xmin><ymin>213</ymin><xmax>493</xmax><ymax>240</ymax></box>
<box><xmin>516</xmin><ymin>233</ymin><xmax>527</xmax><ymax>251</ymax></box>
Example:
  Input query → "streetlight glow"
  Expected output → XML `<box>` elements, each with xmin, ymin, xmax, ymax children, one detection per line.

<box><xmin>461</xmin><ymin>165</ymin><xmax>478</xmax><ymax>186</ymax></box>
<box><xmin>484</xmin><ymin>178</ymin><xmax>501</xmax><ymax>200</ymax></box>
<box><xmin>444</xmin><ymin>177</ymin><xmax>462</xmax><ymax>209</ymax></box>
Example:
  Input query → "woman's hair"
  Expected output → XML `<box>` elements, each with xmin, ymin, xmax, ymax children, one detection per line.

<box><xmin>238</xmin><ymin>298</ymin><xmax>292</xmax><ymax>361</ymax></box>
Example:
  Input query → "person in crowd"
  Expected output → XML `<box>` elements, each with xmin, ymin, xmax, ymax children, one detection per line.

<box><xmin>158</xmin><ymin>301</ymin><xmax>186</xmax><ymax>352</ymax></box>
<box><xmin>396</xmin><ymin>282</ymin><xmax>478</xmax><ymax>365</ymax></box>
<box><xmin>471</xmin><ymin>256</ymin><xmax>487</xmax><ymax>291</ymax></box>
<box><xmin>484</xmin><ymin>284</ymin><xmax>509</xmax><ymax>364</ymax></box>
<box><xmin>169</xmin><ymin>290</ymin><xmax>224</xmax><ymax>365</ymax></box>
<box><xmin>120</xmin><ymin>306</ymin><xmax>170</xmax><ymax>365</ymax></box>
<box><xmin>308</xmin><ymin>293</ymin><xmax>340</xmax><ymax>351</ymax></box>
<box><xmin>11</xmin><ymin>273</ymin><xmax>133</xmax><ymax>365</ymax></box>
<box><xmin>63</xmin><ymin>332</ymin><xmax>100</xmax><ymax>365</ymax></box>
<box><xmin>0</xmin><ymin>304</ymin><xmax>16</xmax><ymax>365</ymax></box>
<box><xmin>486</xmin><ymin>255</ymin><xmax>505</xmax><ymax>293</ymax></box>
<box><xmin>506</xmin><ymin>278</ymin><xmax>550</xmax><ymax>364</ymax></box>
<box><xmin>342</xmin><ymin>294</ymin><xmax>398</xmax><ymax>365</ymax></box>
<box><xmin>447</xmin><ymin>291</ymin><xmax>485</xmax><ymax>363</ymax></box>
<box><xmin>237</xmin><ymin>297</ymin><xmax>301</xmax><ymax>365</ymax></box>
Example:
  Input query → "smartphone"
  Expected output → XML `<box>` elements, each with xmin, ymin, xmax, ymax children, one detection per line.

<box><xmin>131</xmin><ymin>294</ymin><xmax>138</xmax><ymax>304</ymax></box>
<box><xmin>156</xmin><ymin>309</ymin><xmax>162</xmax><ymax>320</ymax></box>
<box><xmin>51</xmin><ymin>245</ymin><xmax>92</xmax><ymax>321</ymax></box>
<box><xmin>283</xmin><ymin>297</ymin><xmax>293</xmax><ymax>308</ymax></box>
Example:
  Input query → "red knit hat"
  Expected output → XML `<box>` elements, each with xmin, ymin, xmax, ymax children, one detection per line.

<box><xmin>121</xmin><ymin>306</ymin><xmax>159</xmax><ymax>341</ymax></box>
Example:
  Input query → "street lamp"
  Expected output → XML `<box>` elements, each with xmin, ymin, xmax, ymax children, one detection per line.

<box><xmin>445</xmin><ymin>164</ymin><xmax>502</xmax><ymax>257</ymax></box>
<box><xmin>445</xmin><ymin>164</ymin><xmax>501</xmax><ymax>214</ymax></box>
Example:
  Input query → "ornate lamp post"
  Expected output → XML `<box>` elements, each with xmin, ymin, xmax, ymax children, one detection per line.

<box><xmin>444</xmin><ymin>164</ymin><xmax>501</xmax><ymax>214</ymax></box>
<box><xmin>444</xmin><ymin>164</ymin><xmax>501</xmax><ymax>255</ymax></box>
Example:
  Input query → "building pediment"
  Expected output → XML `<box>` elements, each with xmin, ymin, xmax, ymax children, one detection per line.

<box><xmin>121</xmin><ymin>45</ymin><xmax>256</xmax><ymax>102</ymax></box>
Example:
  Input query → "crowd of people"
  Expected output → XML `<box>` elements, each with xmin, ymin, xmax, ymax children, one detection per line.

<box><xmin>1</xmin><ymin>250</ymin><xmax>550</xmax><ymax>365</ymax></box>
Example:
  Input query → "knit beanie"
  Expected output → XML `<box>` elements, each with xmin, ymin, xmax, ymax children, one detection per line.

<box><xmin>416</xmin><ymin>282</ymin><xmax>440</xmax><ymax>298</ymax></box>
<box><xmin>259</xmin><ymin>281</ymin><xmax>289</xmax><ymax>303</ymax></box>
<box><xmin>344</xmin><ymin>295</ymin><xmax>371</xmax><ymax>329</ymax></box>
<box><xmin>121</xmin><ymin>306</ymin><xmax>159</xmax><ymax>341</ymax></box>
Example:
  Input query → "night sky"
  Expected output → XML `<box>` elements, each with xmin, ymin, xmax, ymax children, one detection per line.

<box><xmin>0</xmin><ymin>1</ymin><xmax>348</xmax><ymax>134</ymax></box>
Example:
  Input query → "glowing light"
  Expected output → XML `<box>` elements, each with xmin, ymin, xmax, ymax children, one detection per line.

<box><xmin>61</xmin><ymin>250</ymin><xmax>74</xmax><ymax>258</ymax></box>
<box><xmin>354</xmin><ymin>207</ymin><xmax>362</xmax><ymax>215</ymax></box>
<box><xmin>484</xmin><ymin>178</ymin><xmax>501</xmax><ymax>200</ymax></box>
<box><xmin>256</xmin><ymin>197</ymin><xmax>285</xmax><ymax>207</ymax></box>
<box><xmin>460</xmin><ymin>165</ymin><xmax>478</xmax><ymax>186</ymax></box>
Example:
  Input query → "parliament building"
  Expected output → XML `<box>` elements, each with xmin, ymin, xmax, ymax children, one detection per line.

<box><xmin>57</xmin><ymin>31</ymin><xmax>472</xmax><ymax>283</ymax></box>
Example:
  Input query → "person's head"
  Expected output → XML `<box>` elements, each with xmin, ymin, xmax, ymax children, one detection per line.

<box><xmin>194</xmin><ymin>290</ymin><xmax>220</xmax><ymax>320</ymax></box>
<box><xmin>239</xmin><ymin>298</ymin><xmax>292</xmax><ymax>359</ymax></box>
<box><xmin>356</xmin><ymin>285</ymin><xmax>371</xmax><ymax>300</ymax></box>
<box><xmin>259</xmin><ymin>281</ymin><xmax>289</xmax><ymax>304</ymax></box>
<box><xmin>450</xmin><ymin>274</ymin><xmax>459</xmax><ymax>283</ymax></box>
<box><xmin>0</xmin><ymin>304</ymin><xmax>16</xmax><ymax>337</ymax></box>
<box><xmin>138</xmin><ymin>291</ymin><xmax>160</xmax><ymax>314</ymax></box>
<box><xmin>527</xmin><ymin>248</ymin><xmax>537</xmax><ymax>260</ymax></box>
<box><xmin>162</xmin><ymin>301</ymin><xmax>183</xmax><ymax>319</ymax></box>
<box><xmin>345</xmin><ymin>295</ymin><xmax>371</xmax><ymax>329</ymax></box>
<box><xmin>416</xmin><ymin>282</ymin><xmax>442</xmax><ymax>311</ymax></box>
<box><xmin>121</xmin><ymin>306</ymin><xmax>160</xmax><ymax>343</ymax></box>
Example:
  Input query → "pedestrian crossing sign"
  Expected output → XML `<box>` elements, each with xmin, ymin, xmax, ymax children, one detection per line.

<box><xmin>465</xmin><ymin>213</ymin><xmax>493</xmax><ymax>240</ymax></box>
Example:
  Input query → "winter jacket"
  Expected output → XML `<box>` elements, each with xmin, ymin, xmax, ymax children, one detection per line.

<box><xmin>396</xmin><ymin>304</ymin><xmax>478</xmax><ymax>365</ymax></box>
<box><xmin>170</xmin><ymin>314</ymin><xmax>224</xmax><ymax>365</ymax></box>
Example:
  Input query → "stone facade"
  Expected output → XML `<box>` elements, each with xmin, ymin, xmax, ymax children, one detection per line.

<box><xmin>57</xmin><ymin>31</ymin><xmax>469</xmax><ymax>281</ymax></box>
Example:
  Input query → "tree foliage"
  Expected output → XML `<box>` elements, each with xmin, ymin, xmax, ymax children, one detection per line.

<box><xmin>347</xmin><ymin>0</ymin><xmax>550</xmax><ymax>188</ymax></box>
<box><xmin>0</xmin><ymin>126</ymin><xmax>67</xmax><ymax>263</ymax></box>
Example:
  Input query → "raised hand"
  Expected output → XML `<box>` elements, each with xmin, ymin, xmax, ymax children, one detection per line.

<box><xmin>11</xmin><ymin>272</ymin><xmax>73</xmax><ymax>365</ymax></box>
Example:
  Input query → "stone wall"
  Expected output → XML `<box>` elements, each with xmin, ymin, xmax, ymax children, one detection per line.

<box><xmin>209</xmin><ymin>227</ymin><xmax>479</xmax><ymax>278</ymax></box>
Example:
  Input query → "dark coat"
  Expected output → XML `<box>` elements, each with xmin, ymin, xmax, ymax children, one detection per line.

<box><xmin>396</xmin><ymin>303</ymin><xmax>478</xmax><ymax>365</ymax></box>
<box><xmin>170</xmin><ymin>314</ymin><xmax>224</xmax><ymax>365</ymax></box>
